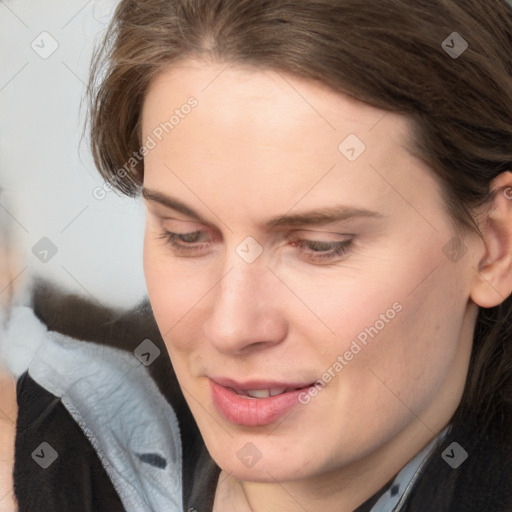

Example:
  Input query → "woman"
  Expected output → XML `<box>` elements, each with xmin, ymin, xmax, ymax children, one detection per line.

<box><xmin>7</xmin><ymin>0</ymin><xmax>512</xmax><ymax>510</ymax></box>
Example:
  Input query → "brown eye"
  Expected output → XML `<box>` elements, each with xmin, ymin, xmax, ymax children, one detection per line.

<box><xmin>292</xmin><ymin>238</ymin><xmax>354</xmax><ymax>263</ymax></box>
<box><xmin>158</xmin><ymin>229</ymin><xmax>213</xmax><ymax>255</ymax></box>
<box><xmin>178</xmin><ymin>231</ymin><xmax>209</xmax><ymax>243</ymax></box>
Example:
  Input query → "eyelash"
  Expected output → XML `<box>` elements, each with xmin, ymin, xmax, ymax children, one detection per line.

<box><xmin>157</xmin><ymin>230</ymin><xmax>212</xmax><ymax>254</ymax></box>
<box><xmin>290</xmin><ymin>239</ymin><xmax>353</xmax><ymax>261</ymax></box>
<box><xmin>157</xmin><ymin>230</ymin><xmax>354</xmax><ymax>263</ymax></box>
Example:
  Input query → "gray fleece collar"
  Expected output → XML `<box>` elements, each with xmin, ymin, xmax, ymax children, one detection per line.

<box><xmin>7</xmin><ymin>305</ymin><xmax>183</xmax><ymax>512</ymax></box>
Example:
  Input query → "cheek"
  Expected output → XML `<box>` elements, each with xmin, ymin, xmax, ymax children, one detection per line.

<box><xmin>299</xmin><ymin>275</ymin><xmax>470</xmax><ymax>465</ymax></box>
<box><xmin>312</xmin><ymin>237</ymin><xmax>469</xmax><ymax>398</ymax></box>
<box><xmin>336</xmin><ymin>265</ymin><xmax>469</xmax><ymax>415</ymax></box>
<box><xmin>142</xmin><ymin>230</ymin><xmax>213</xmax><ymax>353</ymax></box>
<box><xmin>143</xmin><ymin>231</ymin><xmax>183</xmax><ymax>339</ymax></box>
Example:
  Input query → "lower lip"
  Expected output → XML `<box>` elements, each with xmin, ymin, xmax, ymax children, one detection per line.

<box><xmin>210</xmin><ymin>380</ymin><xmax>310</xmax><ymax>426</ymax></box>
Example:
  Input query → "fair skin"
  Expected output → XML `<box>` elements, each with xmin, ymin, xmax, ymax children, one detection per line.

<box><xmin>141</xmin><ymin>60</ymin><xmax>512</xmax><ymax>512</ymax></box>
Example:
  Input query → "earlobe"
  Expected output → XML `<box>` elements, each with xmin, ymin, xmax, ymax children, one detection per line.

<box><xmin>470</xmin><ymin>172</ymin><xmax>512</xmax><ymax>309</ymax></box>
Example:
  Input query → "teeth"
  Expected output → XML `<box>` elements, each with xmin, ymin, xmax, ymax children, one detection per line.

<box><xmin>244</xmin><ymin>388</ymin><xmax>288</xmax><ymax>398</ymax></box>
<box><xmin>246</xmin><ymin>389</ymin><xmax>270</xmax><ymax>398</ymax></box>
<box><xmin>270</xmin><ymin>388</ymin><xmax>288</xmax><ymax>396</ymax></box>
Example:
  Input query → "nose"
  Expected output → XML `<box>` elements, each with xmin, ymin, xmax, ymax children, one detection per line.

<box><xmin>202</xmin><ymin>258</ymin><xmax>288</xmax><ymax>354</ymax></box>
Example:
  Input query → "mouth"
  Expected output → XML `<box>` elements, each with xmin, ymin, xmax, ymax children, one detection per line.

<box><xmin>230</xmin><ymin>386</ymin><xmax>306</xmax><ymax>398</ymax></box>
<box><xmin>209</xmin><ymin>378</ymin><xmax>315</xmax><ymax>426</ymax></box>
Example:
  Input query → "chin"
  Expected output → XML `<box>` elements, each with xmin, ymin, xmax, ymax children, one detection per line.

<box><xmin>221</xmin><ymin>457</ymin><xmax>310</xmax><ymax>483</ymax></box>
<box><xmin>206</xmin><ymin>434</ymin><xmax>321</xmax><ymax>483</ymax></box>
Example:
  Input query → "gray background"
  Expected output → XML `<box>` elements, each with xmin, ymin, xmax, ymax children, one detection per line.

<box><xmin>1</xmin><ymin>0</ymin><xmax>146</xmax><ymax>309</ymax></box>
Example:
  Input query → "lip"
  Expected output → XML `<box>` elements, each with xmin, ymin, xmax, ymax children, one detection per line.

<box><xmin>211</xmin><ymin>376</ymin><xmax>311</xmax><ymax>391</ymax></box>
<box><xmin>209</xmin><ymin>377</ymin><xmax>314</xmax><ymax>427</ymax></box>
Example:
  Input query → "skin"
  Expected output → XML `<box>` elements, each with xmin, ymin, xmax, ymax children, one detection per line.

<box><xmin>139</xmin><ymin>60</ymin><xmax>512</xmax><ymax>512</ymax></box>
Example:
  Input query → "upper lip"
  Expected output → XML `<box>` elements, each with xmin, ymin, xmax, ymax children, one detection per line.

<box><xmin>209</xmin><ymin>376</ymin><xmax>315</xmax><ymax>391</ymax></box>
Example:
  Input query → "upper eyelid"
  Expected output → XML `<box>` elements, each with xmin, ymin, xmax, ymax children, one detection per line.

<box><xmin>292</xmin><ymin>231</ymin><xmax>354</xmax><ymax>238</ymax></box>
<box><xmin>163</xmin><ymin>228</ymin><xmax>352</xmax><ymax>239</ymax></box>
<box><xmin>160</xmin><ymin>225</ymin><xmax>354</xmax><ymax>241</ymax></box>
<box><xmin>268</xmin><ymin>220</ymin><xmax>360</xmax><ymax>238</ymax></box>
<box><xmin>154</xmin><ymin>211</ymin><xmax>357</xmax><ymax>243</ymax></box>
<box><xmin>156</xmin><ymin>219</ymin><xmax>219</xmax><ymax>237</ymax></box>
<box><xmin>162</xmin><ymin>230</ymin><xmax>354</xmax><ymax>253</ymax></box>
<box><xmin>146</xmin><ymin>206</ymin><xmax>219</xmax><ymax>230</ymax></box>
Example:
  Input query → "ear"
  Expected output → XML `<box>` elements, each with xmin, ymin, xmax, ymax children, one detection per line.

<box><xmin>470</xmin><ymin>171</ymin><xmax>512</xmax><ymax>308</ymax></box>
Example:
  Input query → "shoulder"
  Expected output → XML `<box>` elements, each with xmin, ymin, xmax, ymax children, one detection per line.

<box><xmin>0</xmin><ymin>369</ymin><xmax>18</xmax><ymax>512</ymax></box>
<box><xmin>404</xmin><ymin>404</ymin><xmax>512</xmax><ymax>511</ymax></box>
<box><xmin>6</xmin><ymin>279</ymin><xmax>216</xmax><ymax>511</ymax></box>
<box><xmin>9</xmin><ymin>281</ymin><xmax>190</xmax><ymax>511</ymax></box>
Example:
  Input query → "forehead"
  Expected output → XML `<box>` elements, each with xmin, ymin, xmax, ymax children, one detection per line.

<box><xmin>142</xmin><ymin>59</ymin><xmax>412</xmax><ymax>141</ymax></box>
<box><xmin>141</xmin><ymin>60</ymin><xmax>439</xmax><ymax>225</ymax></box>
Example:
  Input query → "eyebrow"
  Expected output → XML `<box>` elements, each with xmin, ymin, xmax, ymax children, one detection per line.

<box><xmin>142</xmin><ymin>187</ymin><xmax>385</xmax><ymax>228</ymax></box>
<box><xmin>267</xmin><ymin>206</ymin><xmax>385</xmax><ymax>228</ymax></box>
<box><xmin>142</xmin><ymin>188</ymin><xmax>207</xmax><ymax>222</ymax></box>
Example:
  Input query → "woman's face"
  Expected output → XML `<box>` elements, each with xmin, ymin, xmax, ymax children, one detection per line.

<box><xmin>142</xmin><ymin>60</ymin><xmax>480</xmax><ymax>482</ymax></box>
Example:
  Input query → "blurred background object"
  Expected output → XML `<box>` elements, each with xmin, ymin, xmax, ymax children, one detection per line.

<box><xmin>1</xmin><ymin>7</ymin><xmax>142</xmax><ymax>507</ymax></box>
<box><xmin>0</xmin><ymin>0</ymin><xmax>146</xmax><ymax>313</ymax></box>
<box><xmin>0</xmin><ymin>0</ymin><xmax>148</xmax><ymax>391</ymax></box>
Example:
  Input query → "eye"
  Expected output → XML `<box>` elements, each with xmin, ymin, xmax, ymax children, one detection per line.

<box><xmin>158</xmin><ymin>229</ymin><xmax>213</xmax><ymax>255</ymax></box>
<box><xmin>291</xmin><ymin>238</ymin><xmax>354</xmax><ymax>263</ymax></box>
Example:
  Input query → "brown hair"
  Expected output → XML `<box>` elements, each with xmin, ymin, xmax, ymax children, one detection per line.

<box><xmin>86</xmin><ymin>0</ymin><xmax>512</xmax><ymax>423</ymax></box>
